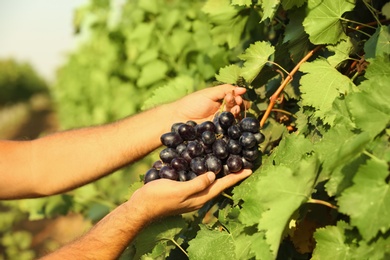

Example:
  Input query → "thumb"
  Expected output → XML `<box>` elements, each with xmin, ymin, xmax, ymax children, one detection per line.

<box><xmin>182</xmin><ymin>172</ymin><xmax>216</xmax><ymax>194</ymax></box>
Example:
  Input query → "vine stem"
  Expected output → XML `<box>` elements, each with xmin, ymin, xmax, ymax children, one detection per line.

<box><xmin>260</xmin><ymin>45</ymin><xmax>323</xmax><ymax>128</ymax></box>
<box><xmin>307</xmin><ymin>198</ymin><xmax>338</xmax><ymax>209</ymax></box>
<box><xmin>159</xmin><ymin>238</ymin><xmax>189</xmax><ymax>257</ymax></box>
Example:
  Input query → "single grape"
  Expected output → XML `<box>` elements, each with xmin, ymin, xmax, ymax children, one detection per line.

<box><xmin>171</xmin><ymin>122</ymin><xmax>185</xmax><ymax>133</ymax></box>
<box><xmin>187</xmin><ymin>171</ymin><xmax>198</xmax><ymax>180</ymax></box>
<box><xmin>226</xmin><ymin>155</ymin><xmax>243</xmax><ymax>173</ymax></box>
<box><xmin>144</xmin><ymin>168</ymin><xmax>160</xmax><ymax>184</ymax></box>
<box><xmin>152</xmin><ymin>160</ymin><xmax>164</xmax><ymax>170</ymax></box>
<box><xmin>227</xmin><ymin>124</ymin><xmax>241</xmax><ymax>139</ymax></box>
<box><xmin>178</xmin><ymin>170</ymin><xmax>190</xmax><ymax>182</ymax></box>
<box><xmin>254</xmin><ymin>132</ymin><xmax>265</xmax><ymax>144</ymax></box>
<box><xmin>201</xmin><ymin>130</ymin><xmax>216</xmax><ymax>145</ymax></box>
<box><xmin>190</xmin><ymin>157</ymin><xmax>207</xmax><ymax>175</ymax></box>
<box><xmin>219</xmin><ymin>111</ymin><xmax>235</xmax><ymax>129</ymax></box>
<box><xmin>212</xmin><ymin>139</ymin><xmax>229</xmax><ymax>160</ymax></box>
<box><xmin>187</xmin><ymin>140</ymin><xmax>204</xmax><ymax>157</ymax></box>
<box><xmin>205</xmin><ymin>154</ymin><xmax>222</xmax><ymax>174</ymax></box>
<box><xmin>242</xmin><ymin>147</ymin><xmax>259</xmax><ymax>161</ymax></box>
<box><xmin>186</xmin><ymin>120</ymin><xmax>197</xmax><ymax>127</ymax></box>
<box><xmin>181</xmin><ymin>149</ymin><xmax>193</xmax><ymax>164</ymax></box>
<box><xmin>239</xmin><ymin>132</ymin><xmax>257</xmax><ymax>149</ymax></box>
<box><xmin>196</xmin><ymin>121</ymin><xmax>216</xmax><ymax>136</ymax></box>
<box><xmin>178</xmin><ymin>124</ymin><xmax>197</xmax><ymax>141</ymax></box>
<box><xmin>227</xmin><ymin>139</ymin><xmax>242</xmax><ymax>155</ymax></box>
<box><xmin>159</xmin><ymin>165</ymin><xmax>178</xmax><ymax>180</ymax></box>
<box><xmin>160</xmin><ymin>132</ymin><xmax>183</xmax><ymax>148</ymax></box>
<box><xmin>159</xmin><ymin>148</ymin><xmax>178</xmax><ymax>163</ymax></box>
<box><xmin>239</xmin><ymin>117</ymin><xmax>260</xmax><ymax>133</ymax></box>
<box><xmin>171</xmin><ymin>157</ymin><xmax>189</xmax><ymax>171</ymax></box>
<box><xmin>213</xmin><ymin>120</ymin><xmax>226</xmax><ymax>134</ymax></box>
<box><xmin>241</xmin><ymin>157</ymin><xmax>254</xmax><ymax>169</ymax></box>
<box><xmin>176</xmin><ymin>143</ymin><xmax>187</xmax><ymax>154</ymax></box>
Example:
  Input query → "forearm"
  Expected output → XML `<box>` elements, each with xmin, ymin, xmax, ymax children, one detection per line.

<box><xmin>0</xmin><ymin>103</ymin><xmax>181</xmax><ymax>199</ymax></box>
<box><xmin>40</xmin><ymin>201</ymin><xmax>147</xmax><ymax>260</ymax></box>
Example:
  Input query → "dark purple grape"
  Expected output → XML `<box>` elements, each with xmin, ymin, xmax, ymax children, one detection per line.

<box><xmin>205</xmin><ymin>155</ymin><xmax>222</xmax><ymax>174</ymax></box>
<box><xmin>222</xmin><ymin>164</ymin><xmax>230</xmax><ymax>176</ymax></box>
<box><xmin>219</xmin><ymin>111</ymin><xmax>235</xmax><ymax>129</ymax></box>
<box><xmin>159</xmin><ymin>165</ymin><xmax>178</xmax><ymax>180</ymax></box>
<box><xmin>171</xmin><ymin>157</ymin><xmax>189</xmax><ymax>171</ymax></box>
<box><xmin>239</xmin><ymin>117</ymin><xmax>260</xmax><ymax>133</ymax></box>
<box><xmin>171</xmin><ymin>122</ymin><xmax>185</xmax><ymax>133</ymax></box>
<box><xmin>226</xmin><ymin>155</ymin><xmax>243</xmax><ymax>173</ymax></box>
<box><xmin>160</xmin><ymin>132</ymin><xmax>183</xmax><ymax>148</ymax></box>
<box><xmin>187</xmin><ymin>141</ymin><xmax>204</xmax><ymax>157</ymax></box>
<box><xmin>227</xmin><ymin>139</ymin><xmax>242</xmax><ymax>155</ymax></box>
<box><xmin>201</xmin><ymin>130</ymin><xmax>216</xmax><ymax>145</ymax></box>
<box><xmin>212</xmin><ymin>139</ymin><xmax>229</xmax><ymax>160</ymax></box>
<box><xmin>178</xmin><ymin>124</ymin><xmax>197</xmax><ymax>141</ymax></box>
<box><xmin>254</xmin><ymin>132</ymin><xmax>265</xmax><ymax>144</ymax></box>
<box><xmin>144</xmin><ymin>168</ymin><xmax>160</xmax><ymax>184</ymax></box>
<box><xmin>190</xmin><ymin>157</ymin><xmax>207</xmax><ymax>175</ymax></box>
<box><xmin>178</xmin><ymin>170</ymin><xmax>190</xmax><ymax>182</ymax></box>
<box><xmin>181</xmin><ymin>149</ymin><xmax>193</xmax><ymax>164</ymax></box>
<box><xmin>176</xmin><ymin>143</ymin><xmax>187</xmax><ymax>154</ymax></box>
<box><xmin>227</xmin><ymin>124</ymin><xmax>241</xmax><ymax>139</ymax></box>
<box><xmin>196</xmin><ymin>121</ymin><xmax>216</xmax><ymax>136</ymax></box>
<box><xmin>213</xmin><ymin>120</ymin><xmax>226</xmax><ymax>134</ymax></box>
<box><xmin>187</xmin><ymin>171</ymin><xmax>198</xmax><ymax>180</ymax></box>
<box><xmin>152</xmin><ymin>160</ymin><xmax>164</xmax><ymax>170</ymax></box>
<box><xmin>242</xmin><ymin>147</ymin><xmax>259</xmax><ymax>161</ymax></box>
<box><xmin>186</xmin><ymin>120</ymin><xmax>197</xmax><ymax>127</ymax></box>
<box><xmin>242</xmin><ymin>157</ymin><xmax>254</xmax><ymax>169</ymax></box>
<box><xmin>239</xmin><ymin>132</ymin><xmax>257</xmax><ymax>149</ymax></box>
<box><xmin>159</xmin><ymin>148</ymin><xmax>178</xmax><ymax>163</ymax></box>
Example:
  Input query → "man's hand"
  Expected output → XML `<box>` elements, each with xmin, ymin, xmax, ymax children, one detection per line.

<box><xmin>171</xmin><ymin>84</ymin><xmax>250</xmax><ymax>123</ymax></box>
<box><xmin>128</xmin><ymin>169</ymin><xmax>252</xmax><ymax>222</ymax></box>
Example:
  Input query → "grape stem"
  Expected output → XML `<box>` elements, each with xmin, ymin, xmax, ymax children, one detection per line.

<box><xmin>158</xmin><ymin>238</ymin><xmax>189</xmax><ymax>257</ymax></box>
<box><xmin>260</xmin><ymin>45</ymin><xmax>323</xmax><ymax>128</ymax></box>
<box><xmin>221</xmin><ymin>191</ymin><xmax>234</xmax><ymax>200</ymax></box>
<box><xmin>307</xmin><ymin>198</ymin><xmax>338</xmax><ymax>209</ymax></box>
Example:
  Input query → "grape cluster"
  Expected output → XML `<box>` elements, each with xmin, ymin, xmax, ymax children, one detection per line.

<box><xmin>143</xmin><ymin>111</ymin><xmax>264</xmax><ymax>184</ymax></box>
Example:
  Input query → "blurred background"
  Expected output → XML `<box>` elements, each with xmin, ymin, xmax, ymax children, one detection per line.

<box><xmin>0</xmin><ymin>0</ymin><xmax>237</xmax><ymax>258</ymax></box>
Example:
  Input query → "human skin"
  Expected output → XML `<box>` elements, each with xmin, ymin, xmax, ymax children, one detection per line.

<box><xmin>0</xmin><ymin>84</ymin><xmax>252</xmax><ymax>259</ymax></box>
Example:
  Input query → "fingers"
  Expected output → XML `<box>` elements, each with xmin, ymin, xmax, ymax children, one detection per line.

<box><xmin>205</xmin><ymin>169</ymin><xmax>252</xmax><ymax>198</ymax></box>
<box><xmin>179</xmin><ymin>172</ymin><xmax>216</xmax><ymax>195</ymax></box>
<box><xmin>186</xmin><ymin>169</ymin><xmax>252</xmax><ymax>206</ymax></box>
<box><xmin>203</xmin><ymin>84</ymin><xmax>247</xmax><ymax>102</ymax></box>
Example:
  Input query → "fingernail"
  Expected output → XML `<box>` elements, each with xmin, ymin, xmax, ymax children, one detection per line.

<box><xmin>207</xmin><ymin>172</ymin><xmax>216</xmax><ymax>183</ymax></box>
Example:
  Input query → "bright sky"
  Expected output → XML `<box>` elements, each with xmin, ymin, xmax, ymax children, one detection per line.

<box><xmin>0</xmin><ymin>0</ymin><xmax>88</xmax><ymax>82</ymax></box>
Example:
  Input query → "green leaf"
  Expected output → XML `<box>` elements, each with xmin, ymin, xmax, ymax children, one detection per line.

<box><xmin>283</xmin><ymin>6</ymin><xmax>311</xmax><ymax>62</ymax></box>
<box><xmin>338</xmin><ymin>158</ymin><xmax>390</xmax><ymax>241</ymax></box>
<box><xmin>299</xmin><ymin>58</ymin><xmax>357</xmax><ymax>125</ymax></box>
<box><xmin>238</xmin><ymin>41</ymin><xmax>275</xmax><ymax>83</ymax></box>
<box><xmin>133</xmin><ymin>216</ymin><xmax>186</xmax><ymax>259</ymax></box>
<box><xmin>312</xmin><ymin>221</ymin><xmax>354</xmax><ymax>260</ymax></box>
<box><xmin>326</xmin><ymin>38</ymin><xmax>355</xmax><ymax>67</ymax></box>
<box><xmin>187</xmin><ymin>225</ymin><xmax>236</xmax><ymax>259</ymax></box>
<box><xmin>136</xmin><ymin>59</ymin><xmax>168</xmax><ymax>88</ymax></box>
<box><xmin>231</xmin><ymin>0</ymin><xmax>252</xmax><ymax>6</ymax></box>
<box><xmin>261</xmin><ymin>0</ymin><xmax>280</xmax><ymax>22</ymax></box>
<box><xmin>141</xmin><ymin>76</ymin><xmax>194</xmax><ymax>110</ymax></box>
<box><xmin>364</xmin><ymin>25</ymin><xmax>390</xmax><ymax>59</ymax></box>
<box><xmin>347</xmin><ymin>61</ymin><xmax>390</xmax><ymax>137</ymax></box>
<box><xmin>281</xmin><ymin>0</ymin><xmax>306</xmax><ymax>10</ymax></box>
<box><xmin>215</xmin><ymin>64</ymin><xmax>241</xmax><ymax>84</ymax></box>
<box><xmin>303</xmin><ymin>0</ymin><xmax>355</xmax><ymax>44</ymax></box>
<box><xmin>256</xmin><ymin>156</ymin><xmax>319</xmax><ymax>255</ymax></box>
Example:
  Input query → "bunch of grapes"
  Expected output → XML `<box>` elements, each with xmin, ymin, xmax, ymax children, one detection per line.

<box><xmin>143</xmin><ymin>111</ymin><xmax>264</xmax><ymax>184</ymax></box>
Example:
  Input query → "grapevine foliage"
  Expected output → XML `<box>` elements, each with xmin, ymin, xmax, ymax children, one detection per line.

<box><xmin>1</xmin><ymin>0</ymin><xmax>389</xmax><ymax>259</ymax></box>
